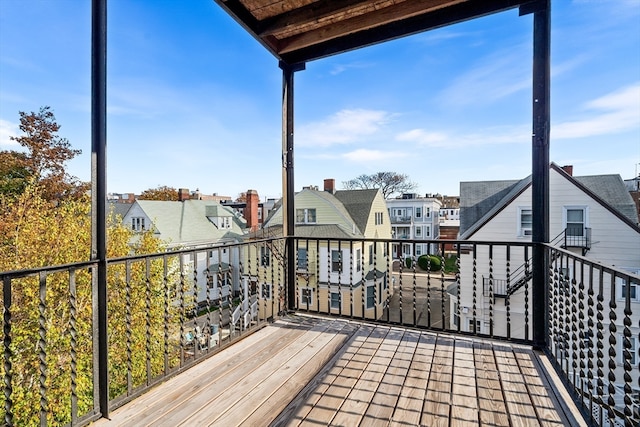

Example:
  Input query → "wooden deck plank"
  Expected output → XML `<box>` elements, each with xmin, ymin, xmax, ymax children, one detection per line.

<box><xmin>450</xmin><ymin>339</ymin><xmax>478</xmax><ymax>427</ymax></box>
<box><xmin>494</xmin><ymin>344</ymin><xmax>540</xmax><ymax>427</ymax></box>
<box><xmin>420</xmin><ymin>335</ymin><xmax>454</xmax><ymax>427</ymax></box>
<box><xmin>474</xmin><ymin>341</ymin><xmax>510</xmax><ymax>427</ymax></box>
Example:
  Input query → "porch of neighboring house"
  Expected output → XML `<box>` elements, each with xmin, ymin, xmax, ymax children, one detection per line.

<box><xmin>93</xmin><ymin>314</ymin><xmax>580</xmax><ymax>427</ymax></box>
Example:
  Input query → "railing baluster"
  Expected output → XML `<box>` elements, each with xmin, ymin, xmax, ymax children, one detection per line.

<box><xmin>38</xmin><ymin>271</ymin><xmax>47</xmax><ymax>426</ymax></box>
<box><xmin>162</xmin><ymin>255</ymin><xmax>170</xmax><ymax>373</ymax></box>
<box><xmin>472</xmin><ymin>244</ymin><xmax>477</xmax><ymax>335</ymax></box>
<box><xmin>4</xmin><ymin>276</ymin><xmax>14</xmax><ymax>426</ymax></box>
<box><xmin>488</xmin><ymin>244</ymin><xmax>494</xmax><ymax>338</ymax></box>
<box><xmin>607</xmin><ymin>272</ymin><xmax>617</xmax><ymax>423</ymax></box>
<box><xmin>455</xmin><ymin>245</ymin><xmax>461</xmax><ymax>333</ymax></box>
<box><xmin>145</xmin><ymin>258</ymin><xmax>152</xmax><ymax>383</ymax></box>
<box><xmin>398</xmin><ymin>250</ymin><xmax>403</xmax><ymax>325</ymax></box>
<box><xmin>506</xmin><ymin>246</ymin><xmax>511</xmax><ymax>339</ymax></box>
<box><xmin>524</xmin><ymin>245</ymin><xmax>530</xmax><ymax>341</ymax></box>
<box><xmin>439</xmin><ymin>245</ymin><xmax>446</xmax><ymax>332</ymax></box>
<box><xmin>68</xmin><ymin>269</ymin><xmax>78</xmax><ymax>424</ymax></box>
<box><xmin>349</xmin><ymin>241</ymin><xmax>353</xmax><ymax>318</ymax></box>
<box><xmin>338</xmin><ymin>240</ymin><xmax>342</xmax><ymax>317</ymax></box>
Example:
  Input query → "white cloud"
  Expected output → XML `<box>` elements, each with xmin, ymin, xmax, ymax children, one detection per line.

<box><xmin>329</xmin><ymin>61</ymin><xmax>374</xmax><ymax>76</ymax></box>
<box><xmin>396</xmin><ymin>125</ymin><xmax>529</xmax><ymax>149</ymax></box>
<box><xmin>297</xmin><ymin>109</ymin><xmax>393</xmax><ymax>147</ymax></box>
<box><xmin>0</xmin><ymin>119</ymin><xmax>19</xmax><ymax>147</ymax></box>
<box><xmin>553</xmin><ymin>83</ymin><xmax>640</xmax><ymax>139</ymax></box>
<box><xmin>341</xmin><ymin>149</ymin><xmax>407</xmax><ymax>162</ymax></box>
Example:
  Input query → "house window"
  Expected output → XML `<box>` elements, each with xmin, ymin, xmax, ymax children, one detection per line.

<box><xmin>331</xmin><ymin>250</ymin><xmax>341</xmax><ymax>272</ymax></box>
<box><xmin>426</xmin><ymin>207</ymin><xmax>431</xmax><ymax>218</ymax></box>
<box><xmin>425</xmin><ymin>226</ymin><xmax>430</xmax><ymax>237</ymax></box>
<box><xmin>296</xmin><ymin>208</ymin><xmax>316</xmax><ymax>224</ymax></box>
<box><xmin>415</xmin><ymin>226</ymin><xmax>422</xmax><ymax>237</ymax></box>
<box><xmin>620</xmin><ymin>335</ymin><xmax>638</xmax><ymax>365</ymax></box>
<box><xmin>221</xmin><ymin>217</ymin><xmax>231</xmax><ymax>229</ymax></box>
<box><xmin>366</xmin><ymin>285</ymin><xmax>375</xmax><ymax>309</ymax></box>
<box><xmin>620</xmin><ymin>277</ymin><xmax>640</xmax><ymax>302</ymax></box>
<box><xmin>565</xmin><ymin>207</ymin><xmax>586</xmax><ymax>237</ymax></box>
<box><xmin>368</xmin><ymin>245</ymin><xmax>374</xmax><ymax>265</ymax></box>
<box><xmin>297</xmin><ymin>248</ymin><xmax>308</xmax><ymax>270</ymax></box>
<box><xmin>300</xmin><ymin>288</ymin><xmax>313</xmax><ymax>306</ymax></box>
<box><xmin>375</xmin><ymin>212</ymin><xmax>384</xmax><ymax>225</ymax></box>
<box><xmin>468</xmin><ymin>319</ymin><xmax>481</xmax><ymax>334</ymax></box>
<box><xmin>415</xmin><ymin>207</ymin><xmax>422</xmax><ymax>218</ymax></box>
<box><xmin>261</xmin><ymin>283</ymin><xmax>272</xmax><ymax>299</ymax></box>
<box><xmin>416</xmin><ymin>245</ymin><xmax>422</xmax><ymax>256</ymax></box>
<box><xmin>519</xmin><ymin>208</ymin><xmax>532</xmax><ymax>237</ymax></box>
<box><xmin>131</xmin><ymin>217</ymin><xmax>145</xmax><ymax>231</ymax></box>
<box><xmin>356</xmin><ymin>249</ymin><xmax>361</xmax><ymax>272</ymax></box>
<box><xmin>260</xmin><ymin>246</ymin><xmax>270</xmax><ymax>267</ymax></box>
<box><xmin>330</xmin><ymin>292</ymin><xmax>340</xmax><ymax>309</ymax></box>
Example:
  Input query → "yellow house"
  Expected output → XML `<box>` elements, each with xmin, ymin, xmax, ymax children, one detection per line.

<box><xmin>246</xmin><ymin>180</ymin><xmax>393</xmax><ymax>320</ymax></box>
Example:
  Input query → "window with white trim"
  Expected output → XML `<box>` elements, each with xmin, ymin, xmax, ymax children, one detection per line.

<box><xmin>375</xmin><ymin>211</ymin><xmax>384</xmax><ymax>225</ymax></box>
<box><xmin>366</xmin><ymin>285</ymin><xmax>375</xmax><ymax>309</ymax></box>
<box><xmin>330</xmin><ymin>292</ymin><xmax>340</xmax><ymax>309</ymax></box>
<box><xmin>564</xmin><ymin>207</ymin><xmax>586</xmax><ymax>237</ymax></box>
<box><xmin>415</xmin><ymin>207</ymin><xmax>422</xmax><ymax>218</ymax></box>
<box><xmin>619</xmin><ymin>335</ymin><xmax>638</xmax><ymax>365</ymax></box>
<box><xmin>425</xmin><ymin>226</ymin><xmax>430</xmax><ymax>237</ymax></box>
<box><xmin>415</xmin><ymin>226</ymin><xmax>422</xmax><ymax>237</ymax></box>
<box><xmin>300</xmin><ymin>288</ymin><xmax>313</xmax><ymax>306</ymax></box>
<box><xmin>131</xmin><ymin>217</ymin><xmax>145</xmax><ymax>231</ymax></box>
<box><xmin>426</xmin><ymin>207</ymin><xmax>431</xmax><ymax>218</ymax></box>
<box><xmin>260</xmin><ymin>246</ymin><xmax>270</xmax><ymax>267</ymax></box>
<box><xmin>619</xmin><ymin>275</ymin><xmax>640</xmax><ymax>302</ymax></box>
<box><xmin>518</xmin><ymin>207</ymin><xmax>532</xmax><ymax>237</ymax></box>
<box><xmin>261</xmin><ymin>283</ymin><xmax>272</xmax><ymax>299</ymax></box>
<box><xmin>297</xmin><ymin>248</ymin><xmax>308</xmax><ymax>270</ymax></box>
<box><xmin>296</xmin><ymin>208</ymin><xmax>316</xmax><ymax>224</ymax></box>
<box><xmin>356</xmin><ymin>249</ymin><xmax>361</xmax><ymax>272</ymax></box>
<box><xmin>331</xmin><ymin>250</ymin><xmax>341</xmax><ymax>272</ymax></box>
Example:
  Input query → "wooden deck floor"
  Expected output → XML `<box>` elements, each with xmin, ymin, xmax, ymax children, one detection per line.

<box><xmin>93</xmin><ymin>315</ymin><xmax>584</xmax><ymax>427</ymax></box>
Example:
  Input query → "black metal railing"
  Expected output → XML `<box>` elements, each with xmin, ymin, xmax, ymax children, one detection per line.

<box><xmin>546</xmin><ymin>245</ymin><xmax>640</xmax><ymax>427</ymax></box>
<box><xmin>1</xmin><ymin>237</ymin><xmax>638</xmax><ymax>426</ymax></box>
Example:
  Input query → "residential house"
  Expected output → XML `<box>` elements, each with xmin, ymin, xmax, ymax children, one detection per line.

<box><xmin>386</xmin><ymin>193</ymin><xmax>441</xmax><ymax>259</ymax></box>
<box><xmin>250</xmin><ymin>179</ymin><xmax>393</xmax><ymax>319</ymax></box>
<box><xmin>453</xmin><ymin>163</ymin><xmax>640</xmax><ymax>395</ymax></box>
<box><xmin>123</xmin><ymin>198</ymin><xmax>253</xmax><ymax>307</ymax></box>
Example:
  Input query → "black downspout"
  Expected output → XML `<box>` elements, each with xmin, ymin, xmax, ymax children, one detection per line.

<box><xmin>531</xmin><ymin>0</ymin><xmax>551</xmax><ymax>350</ymax></box>
<box><xmin>280</xmin><ymin>61</ymin><xmax>305</xmax><ymax>312</ymax></box>
<box><xmin>91</xmin><ymin>0</ymin><xmax>108</xmax><ymax>418</ymax></box>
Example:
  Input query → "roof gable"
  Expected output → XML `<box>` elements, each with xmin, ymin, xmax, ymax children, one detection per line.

<box><xmin>334</xmin><ymin>189</ymin><xmax>380</xmax><ymax>235</ymax></box>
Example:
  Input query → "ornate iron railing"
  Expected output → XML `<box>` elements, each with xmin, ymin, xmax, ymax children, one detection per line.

<box><xmin>1</xmin><ymin>237</ymin><xmax>638</xmax><ymax>426</ymax></box>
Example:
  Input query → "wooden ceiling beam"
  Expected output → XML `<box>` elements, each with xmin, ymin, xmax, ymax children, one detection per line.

<box><xmin>258</xmin><ymin>0</ymin><xmax>408</xmax><ymax>37</ymax></box>
<box><xmin>276</xmin><ymin>0</ymin><xmax>465</xmax><ymax>54</ymax></box>
<box><xmin>278</xmin><ymin>0</ymin><xmax>535</xmax><ymax>63</ymax></box>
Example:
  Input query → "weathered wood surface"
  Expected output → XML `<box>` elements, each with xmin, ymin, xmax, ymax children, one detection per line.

<box><xmin>93</xmin><ymin>315</ymin><xmax>579</xmax><ymax>426</ymax></box>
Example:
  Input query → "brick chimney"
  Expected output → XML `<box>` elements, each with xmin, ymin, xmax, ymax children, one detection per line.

<box><xmin>324</xmin><ymin>178</ymin><xmax>335</xmax><ymax>194</ymax></box>
<box><xmin>245</xmin><ymin>189</ymin><xmax>260</xmax><ymax>232</ymax></box>
<box><xmin>178</xmin><ymin>188</ymin><xmax>189</xmax><ymax>201</ymax></box>
<box><xmin>561</xmin><ymin>165</ymin><xmax>573</xmax><ymax>176</ymax></box>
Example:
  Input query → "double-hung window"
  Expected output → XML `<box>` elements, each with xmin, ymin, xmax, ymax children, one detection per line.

<box><xmin>297</xmin><ymin>248</ymin><xmax>308</xmax><ymax>271</ymax></box>
<box><xmin>565</xmin><ymin>207</ymin><xmax>586</xmax><ymax>237</ymax></box>
<box><xmin>331</xmin><ymin>250</ymin><xmax>341</xmax><ymax>272</ymax></box>
<box><xmin>518</xmin><ymin>207</ymin><xmax>532</xmax><ymax>237</ymax></box>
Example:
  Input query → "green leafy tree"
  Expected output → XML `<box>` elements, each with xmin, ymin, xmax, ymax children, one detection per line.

<box><xmin>342</xmin><ymin>171</ymin><xmax>417</xmax><ymax>198</ymax></box>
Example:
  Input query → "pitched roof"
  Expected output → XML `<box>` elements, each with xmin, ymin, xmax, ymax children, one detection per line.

<box><xmin>136</xmin><ymin>200</ymin><xmax>245</xmax><ymax>246</ymax></box>
<box><xmin>459</xmin><ymin>163</ymin><xmax>640</xmax><ymax>239</ymax></box>
<box><xmin>334</xmin><ymin>189</ymin><xmax>380</xmax><ymax>235</ymax></box>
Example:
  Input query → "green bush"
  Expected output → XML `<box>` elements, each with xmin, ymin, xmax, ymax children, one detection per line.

<box><xmin>418</xmin><ymin>254</ymin><xmax>441</xmax><ymax>271</ymax></box>
<box><xmin>405</xmin><ymin>257</ymin><xmax>413</xmax><ymax>268</ymax></box>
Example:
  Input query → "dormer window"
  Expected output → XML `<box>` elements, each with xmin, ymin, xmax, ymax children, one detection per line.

<box><xmin>131</xmin><ymin>217</ymin><xmax>145</xmax><ymax>231</ymax></box>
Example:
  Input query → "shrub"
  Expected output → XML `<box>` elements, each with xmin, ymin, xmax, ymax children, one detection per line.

<box><xmin>405</xmin><ymin>257</ymin><xmax>413</xmax><ymax>268</ymax></box>
<box><xmin>418</xmin><ymin>254</ymin><xmax>441</xmax><ymax>271</ymax></box>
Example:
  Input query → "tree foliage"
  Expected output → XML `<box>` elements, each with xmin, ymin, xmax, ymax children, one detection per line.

<box><xmin>342</xmin><ymin>171</ymin><xmax>417</xmax><ymax>198</ymax></box>
<box><xmin>0</xmin><ymin>183</ymin><xmax>180</xmax><ymax>425</ymax></box>
<box><xmin>4</xmin><ymin>106</ymin><xmax>87</xmax><ymax>201</ymax></box>
<box><xmin>138</xmin><ymin>185</ymin><xmax>179</xmax><ymax>201</ymax></box>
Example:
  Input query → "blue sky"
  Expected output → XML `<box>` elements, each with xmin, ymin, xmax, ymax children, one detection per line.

<box><xmin>1</xmin><ymin>1</ymin><xmax>638</xmax><ymax>200</ymax></box>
